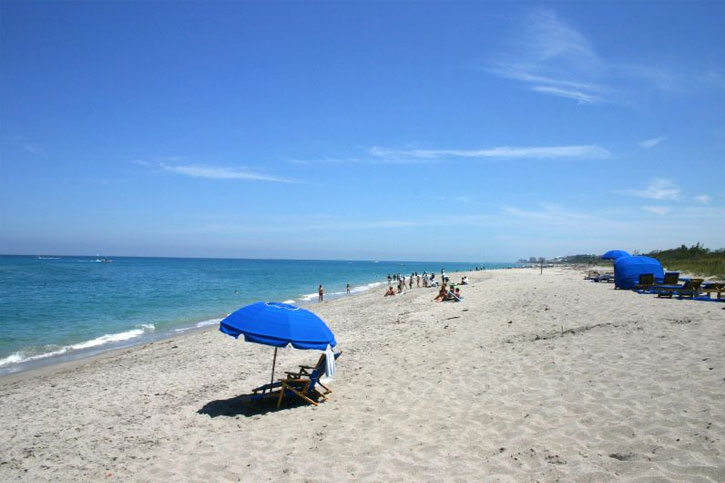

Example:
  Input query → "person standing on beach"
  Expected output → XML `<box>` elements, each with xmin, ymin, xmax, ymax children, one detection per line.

<box><xmin>346</xmin><ymin>283</ymin><xmax>350</xmax><ymax>294</ymax></box>
<box><xmin>318</xmin><ymin>284</ymin><xmax>324</xmax><ymax>302</ymax></box>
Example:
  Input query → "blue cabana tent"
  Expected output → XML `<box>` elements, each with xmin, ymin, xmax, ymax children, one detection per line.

<box><xmin>602</xmin><ymin>250</ymin><xmax>631</xmax><ymax>260</ymax></box>
<box><xmin>614</xmin><ymin>256</ymin><xmax>664</xmax><ymax>289</ymax></box>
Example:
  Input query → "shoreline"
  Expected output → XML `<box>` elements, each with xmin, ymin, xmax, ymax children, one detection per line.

<box><xmin>0</xmin><ymin>265</ymin><xmax>488</xmax><ymax>377</ymax></box>
<box><xmin>4</xmin><ymin>267</ymin><xmax>721</xmax><ymax>480</ymax></box>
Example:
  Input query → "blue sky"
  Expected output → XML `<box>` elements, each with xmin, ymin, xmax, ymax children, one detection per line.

<box><xmin>1</xmin><ymin>1</ymin><xmax>724</xmax><ymax>261</ymax></box>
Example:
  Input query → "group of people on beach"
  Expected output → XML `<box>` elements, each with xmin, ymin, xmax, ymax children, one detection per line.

<box><xmin>383</xmin><ymin>270</ymin><xmax>467</xmax><ymax>302</ymax></box>
<box><xmin>386</xmin><ymin>270</ymin><xmax>443</xmax><ymax>292</ymax></box>
<box><xmin>433</xmin><ymin>283</ymin><xmax>463</xmax><ymax>302</ymax></box>
<box><xmin>317</xmin><ymin>270</ymin><xmax>468</xmax><ymax>303</ymax></box>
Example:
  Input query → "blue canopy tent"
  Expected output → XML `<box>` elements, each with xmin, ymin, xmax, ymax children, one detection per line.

<box><xmin>614</xmin><ymin>256</ymin><xmax>664</xmax><ymax>289</ymax></box>
<box><xmin>602</xmin><ymin>250</ymin><xmax>631</xmax><ymax>260</ymax></box>
<box><xmin>220</xmin><ymin>301</ymin><xmax>337</xmax><ymax>390</ymax></box>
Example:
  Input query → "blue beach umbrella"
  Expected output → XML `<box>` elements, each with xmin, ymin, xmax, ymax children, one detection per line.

<box><xmin>220</xmin><ymin>302</ymin><xmax>337</xmax><ymax>388</ymax></box>
<box><xmin>601</xmin><ymin>250</ymin><xmax>631</xmax><ymax>260</ymax></box>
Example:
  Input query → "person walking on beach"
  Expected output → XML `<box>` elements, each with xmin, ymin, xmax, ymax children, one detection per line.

<box><xmin>318</xmin><ymin>284</ymin><xmax>324</xmax><ymax>302</ymax></box>
<box><xmin>346</xmin><ymin>283</ymin><xmax>351</xmax><ymax>295</ymax></box>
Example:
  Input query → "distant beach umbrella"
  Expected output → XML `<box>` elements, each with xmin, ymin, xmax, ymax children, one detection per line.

<box><xmin>601</xmin><ymin>250</ymin><xmax>631</xmax><ymax>260</ymax></box>
<box><xmin>220</xmin><ymin>302</ymin><xmax>337</xmax><ymax>389</ymax></box>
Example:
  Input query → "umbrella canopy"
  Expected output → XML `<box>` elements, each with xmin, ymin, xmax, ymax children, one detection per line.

<box><xmin>601</xmin><ymin>250</ymin><xmax>631</xmax><ymax>260</ymax></box>
<box><xmin>220</xmin><ymin>301</ymin><xmax>336</xmax><ymax>350</ymax></box>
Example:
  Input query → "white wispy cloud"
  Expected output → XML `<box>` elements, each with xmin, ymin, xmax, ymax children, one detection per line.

<box><xmin>530</xmin><ymin>86</ymin><xmax>602</xmax><ymax>104</ymax></box>
<box><xmin>159</xmin><ymin>163</ymin><xmax>297</xmax><ymax>183</ymax></box>
<box><xmin>642</xmin><ymin>206</ymin><xmax>670</xmax><ymax>216</ymax></box>
<box><xmin>695</xmin><ymin>194</ymin><xmax>711</xmax><ymax>204</ymax></box>
<box><xmin>486</xmin><ymin>9</ymin><xmax>606</xmax><ymax>104</ymax></box>
<box><xmin>370</xmin><ymin>144</ymin><xmax>610</xmax><ymax>160</ymax></box>
<box><xmin>192</xmin><ymin>214</ymin><xmax>495</xmax><ymax>234</ymax></box>
<box><xmin>638</xmin><ymin>136</ymin><xmax>666</xmax><ymax>149</ymax></box>
<box><xmin>289</xmin><ymin>155</ymin><xmax>433</xmax><ymax>165</ymax></box>
<box><xmin>485</xmin><ymin>8</ymin><xmax>682</xmax><ymax>104</ymax></box>
<box><xmin>620</xmin><ymin>178</ymin><xmax>680</xmax><ymax>200</ymax></box>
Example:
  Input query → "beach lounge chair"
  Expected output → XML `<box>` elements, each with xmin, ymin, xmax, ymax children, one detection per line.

<box><xmin>596</xmin><ymin>273</ymin><xmax>614</xmax><ymax>283</ymax></box>
<box><xmin>701</xmin><ymin>282</ymin><xmax>725</xmax><ymax>300</ymax></box>
<box><xmin>277</xmin><ymin>351</ymin><xmax>342</xmax><ymax>408</ymax></box>
<box><xmin>661</xmin><ymin>272</ymin><xmax>680</xmax><ymax>285</ymax></box>
<box><xmin>585</xmin><ymin>270</ymin><xmax>599</xmax><ymax>281</ymax></box>
<box><xmin>635</xmin><ymin>273</ymin><xmax>656</xmax><ymax>291</ymax></box>
<box><xmin>657</xmin><ymin>278</ymin><xmax>704</xmax><ymax>299</ymax></box>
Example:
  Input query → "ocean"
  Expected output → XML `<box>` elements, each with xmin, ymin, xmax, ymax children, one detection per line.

<box><xmin>0</xmin><ymin>255</ymin><xmax>517</xmax><ymax>374</ymax></box>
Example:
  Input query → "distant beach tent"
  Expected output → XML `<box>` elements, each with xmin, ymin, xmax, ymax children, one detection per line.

<box><xmin>601</xmin><ymin>250</ymin><xmax>631</xmax><ymax>260</ymax></box>
<box><xmin>613</xmin><ymin>256</ymin><xmax>664</xmax><ymax>289</ymax></box>
<box><xmin>220</xmin><ymin>302</ymin><xmax>337</xmax><ymax>389</ymax></box>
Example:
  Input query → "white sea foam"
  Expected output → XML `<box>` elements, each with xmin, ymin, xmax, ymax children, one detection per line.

<box><xmin>299</xmin><ymin>293</ymin><xmax>319</xmax><ymax>302</ymax></box>
<box><xmin>196</xmin><ymin>317</ymin><xmax>222</xmax><ymax>328</ymax></box>
<box><xmin>137</xmin><ymin>324</ymin><xmax>156</xmax><ymax>331</ymax></box>
<box><xmin>350</xmin><ymin>281</ymin><xmax>384</xmax><ymax>294</ymax></box>
<box><xmin>174</xmin><ymin>317</ymin><xmax>222</xmax><ymax>333</ymax></box>
<box><xmin>0</xmin><ymin>352</ymin><xmax>26</xmax><ymax>367</ymax></box>
<box><xmin>70</xmin><ymin>329</ymin><xmax>145</xmax><ymax>350</ymax></box>
<box><xmin>0</xmin><ymin>346</ymin><xmax>72</xmax><ymax>368</ymax></box>
<box><xmin>0</xmin><ymin>328</ymin><xmax>149</xmax><ymax>368</ymax></box>
<box><xmin>282</xmin><ymin>299</ymin><xmax>296</xmax><ymax>304</ymax></box>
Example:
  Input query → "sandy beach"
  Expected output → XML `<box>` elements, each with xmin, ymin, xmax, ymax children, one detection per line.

<box><xmin>1</xmin><ymin>267</ymin><xmax>724</xmax><ymax>482</ymax></box>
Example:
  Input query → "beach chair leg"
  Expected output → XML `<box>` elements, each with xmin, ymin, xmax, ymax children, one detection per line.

<box><xmin>316</xmin><ymin>381</ymin><xmax>332</xmax><ymax>395</ymax></box>
<box><xmin>277</xmin><ymin>387</ymin><xmax>286</xmax><ymax>408</ymax></box>
<box><xmin>281</xmin><ymin>383</ymin><xmax>318</xmax><ymax>407</ymax></box>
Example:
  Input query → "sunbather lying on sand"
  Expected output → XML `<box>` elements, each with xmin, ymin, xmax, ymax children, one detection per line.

<box><xmin>384</xmin><ymin>286</ymin><xmax>396</xmax><ymax>297</ymax></box>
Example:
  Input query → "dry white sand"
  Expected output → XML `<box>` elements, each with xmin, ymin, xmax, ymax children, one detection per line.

<box><xmin>1</xmin><ymin>267</ymin><xmax>724</xmax><ymax>482</ymax></box>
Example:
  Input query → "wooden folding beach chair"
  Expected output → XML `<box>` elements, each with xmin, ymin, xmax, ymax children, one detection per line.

<box><xmin>277</xmin><ymin>352</ymin><xmax>342</xmax><ymax>408</ymax></box>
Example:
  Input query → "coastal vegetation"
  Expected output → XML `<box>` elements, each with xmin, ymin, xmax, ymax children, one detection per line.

<box><xmin>645</xmin><ymin>243</ymin><xmax>725</xmax><ymax>278</ymax></box>
<box><xmin>552</xmin><ymin>244</ymin><xmax>725</xmax><ymax>278</ymax></box>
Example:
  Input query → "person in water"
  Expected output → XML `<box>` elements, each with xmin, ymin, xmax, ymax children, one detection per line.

<box><xmin>346</xmin><ymin>283</ymin><xmax>351</xmax><ymax>295</ymax></box>
<box><xmin>318</xmin><ymin>284</ymin><xmax>324</xmax><ymax>302</ymax></box>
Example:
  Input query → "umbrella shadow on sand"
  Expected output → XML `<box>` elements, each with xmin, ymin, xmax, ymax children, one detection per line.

<box><xmin>197</xmin><ymin>392</ymin><xmax>315</xmax><ymax>418</ymax></box>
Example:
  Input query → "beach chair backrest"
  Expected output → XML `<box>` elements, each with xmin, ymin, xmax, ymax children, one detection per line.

<box><xmin>663</xmin><ymin>272</ymin><xmax>680</xmax><ymax>284</ymax></box>
<box><xmin>638</xmin><ymin>273</ymin><xmax>655</xmax><ymax>285</ymax></box>
<box><xmin>306</xmin><ymin>352</ymin><xmax>342</xmax><ymax>393</ymax></box>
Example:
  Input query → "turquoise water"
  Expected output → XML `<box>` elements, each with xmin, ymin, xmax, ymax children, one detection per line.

<box><xmin>0</xmin><ymin>256</ymin><xmax>517</xmax><ymax>374</ymax></box>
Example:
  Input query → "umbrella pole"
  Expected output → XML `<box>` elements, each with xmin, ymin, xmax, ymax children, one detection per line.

<box><xmin>269</xmin><ymin>347</ymin><xmax>278</xmax><ymax>392</ymax></box>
